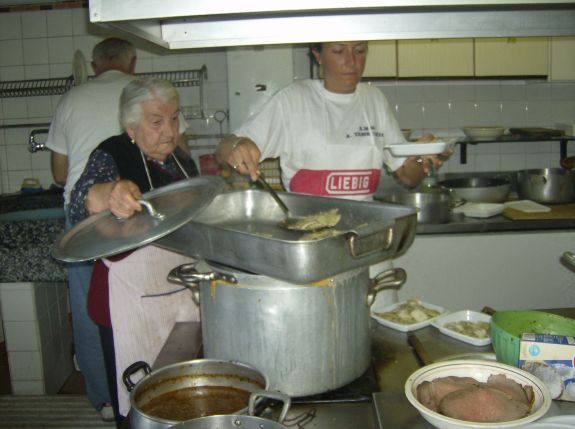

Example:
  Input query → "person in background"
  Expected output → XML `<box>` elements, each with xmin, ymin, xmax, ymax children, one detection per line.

<box><xmin>45</xmin><ymin>37</ymin><xmax>138</xmax><ymax>423</ymax></box>
<box><xmin>216</xmin><ymin>41</ymin><xmax>451</xmax><ymax>197</ymax></box>
<box><xmin>68</xmin><ymin>78</ymin><xmax>199</xmax><ymax>423</ymax></box>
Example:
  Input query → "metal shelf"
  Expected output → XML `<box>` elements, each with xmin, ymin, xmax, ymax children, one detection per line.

<box><xmin>456</xmin><ymin>135</ymin><xmax>575</xmax><ymax>164</ymax></box>
<box><xmin>0</xmin><ymin>65</ymin><xmax>207</xmax><ymax>99</ymax></box>
<box><xmin>0</xmin><ymin>76</ymin><xmax>74</xmax><ymax>98</ymax></box>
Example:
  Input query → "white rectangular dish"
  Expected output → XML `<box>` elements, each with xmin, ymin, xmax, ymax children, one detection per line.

<box><xmin>371</xmin><ymin>299</ymin><xmax>446</xmax><ymax>332</ymax></box>
<box><xmin>431</xmin><ymin>310</ymin><xmax>492</xmax><ymax>346</ymax></box>
<box><xmin>384</xmin><ymin>141</ymin><xmax>448</xmax><ymax>157</ymax></box>
<box><xmin>453</xmin><ymin>202</ymin><xmax>504</xmax><ymax>218</ymax></box>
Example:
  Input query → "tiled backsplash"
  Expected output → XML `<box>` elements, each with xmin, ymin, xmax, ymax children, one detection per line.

<box><xmin>1</xmin><ymin>7</ymin><xmax>574</xmax><ymax>193</ymax></box>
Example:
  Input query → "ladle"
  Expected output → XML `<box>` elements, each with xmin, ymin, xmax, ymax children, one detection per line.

<box><xmin>254</xmin><ymin>173</ymin><xmax>339</xmax><ymax>232</ymax></box>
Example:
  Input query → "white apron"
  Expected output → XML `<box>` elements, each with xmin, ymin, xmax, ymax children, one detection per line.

<box><xmin>107</xmin><ymin>245</ymin><xmax>199</xmax><ymax>416</ymax></box>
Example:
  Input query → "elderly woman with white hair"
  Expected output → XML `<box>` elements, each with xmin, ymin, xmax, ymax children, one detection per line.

<box><xmin>68</xmin><ymin>77</ymin><xmax>199</xmax><ymax>426</ymax></box>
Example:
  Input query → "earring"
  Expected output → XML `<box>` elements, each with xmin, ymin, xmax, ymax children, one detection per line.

<box><xmin>131</xmin><ymin>139</ymin><xmax>135</xmax><ymax>144</ymax></box>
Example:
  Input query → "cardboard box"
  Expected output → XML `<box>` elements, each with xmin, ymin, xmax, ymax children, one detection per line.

<box><xmin>519</xmin><ymin>333</ymin><xmax>575</xmax><ymax>402</ymax></box>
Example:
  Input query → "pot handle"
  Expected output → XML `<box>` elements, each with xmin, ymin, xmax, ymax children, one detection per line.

<box><xmin>248</xmin><ymin>390</ymin><xmax>291</xmax><ymax>424</ymax></box>
<box><xmin>122</xmin><ymin>361</ymin><xmax>152</xmax><ymax>392</ymax></box>
<box><xmin>367</xmin><ymin>267</ymin><xmax>407</xmax><ymax>306</ymax></box>
<box><xmin>563</xmin><ymin>251</ymin><xmax>575</xmax><ymax>271</ymax></box>
<box><xmin>451</xmin><ymin>197</ymin><xmax>466</xmax><ymax>209</ymax></box>
<box><xmin>346</xmin><ymin>221</ymin><xmax>395</xmax><ymax>258</ymax></box>
<box><xmin>529</xmin><ymin>175</ymin><xmax>547</xmax><ymax>186</ymax></box>
<box><xmin>167</xmin><ymin>263</ymin><xmax>238</xmax><ymax>304</ymax></box>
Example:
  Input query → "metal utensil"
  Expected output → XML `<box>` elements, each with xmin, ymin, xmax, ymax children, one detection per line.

<box><xmin>255</xmin><ymin>172</ymin><xmax>338</xmax><ymax>232</ymax></box>
<box><xmin>254</xmin><ymin>172</ymin><xmax>290</xmax><ymax>216</ymax></box>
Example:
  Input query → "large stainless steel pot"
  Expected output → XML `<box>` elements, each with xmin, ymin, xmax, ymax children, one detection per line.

<box><xmin>517</xmin><ymin>168</ymin><xmax>575</xmax><ymax>204</ymax></box>
<box><xmin>168</xmin><ymin>262</ymin><xmax>406</xmax><ymax>397</ymax></box>
<box><xmin>438</xmin><ymin>176</ymin><xmax>511</xmax><ymax>203</ymax></box>
<box><xmin>378</xmin><ymin>190</ymin><xmax>458</xmax><ymax>224</ymax></box>
<box><xmin>123</xmin><ymin>359</ymin><xmax>268</xmax><ymax>429</ymax></box>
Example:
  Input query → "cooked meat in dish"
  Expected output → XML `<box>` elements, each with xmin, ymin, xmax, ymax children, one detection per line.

<box><xmin>487</xmin><ymin>373</ymin><xmax>534</xmax><ymax>404</ymax></box>
<box><xmin>416</xmin><ymin>374</ymin><xmax>533</xmax><ymax>423</ymax></box>
<box><xmin>438</xmin><ymin>385</ymin><xmax>531</xmax><ymax>423</ymax></box>
<box><xmin>416</xmin><ymin>376</ymin><xmax>479</xmax><ymax>412</ymax></box>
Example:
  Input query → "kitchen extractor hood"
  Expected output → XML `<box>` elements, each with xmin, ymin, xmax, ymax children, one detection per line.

<box><xmin>89</xmin><ymin>0</ymin><xmax>575</xmax><ymax>49</ymax></box>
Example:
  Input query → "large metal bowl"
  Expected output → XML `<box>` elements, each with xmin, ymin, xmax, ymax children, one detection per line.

<box><xmin>517</xmin><ymin>168</ymin><xmax>575</xmax><ymax>204</ymax></box>
<box><xmin>379</xmin><ymin>190</ymin><xmax>454</xmax><ymax>224</ymax></box>
<box><xmin>438</xmin><ymin>176</ymin><xmax>511</xmax><ymax>203</ymax></box>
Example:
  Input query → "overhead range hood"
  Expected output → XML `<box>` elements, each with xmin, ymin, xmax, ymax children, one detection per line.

<box><xmin>88</xmin><ymin>0</ymin><xmax>575</xmax><ymax>49</ymax></box>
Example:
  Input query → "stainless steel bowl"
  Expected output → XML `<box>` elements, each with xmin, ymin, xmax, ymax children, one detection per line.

<box><xmin>517</xmin><ymin>168</ymin><xmax>575</xmax><ymax>204</ymax></box>
<box><xmin>438</xmin><ymin>176</ymin><xmax>511</xmax><ymax>203</ymax></box>
<box><xmin>380</xmin><ymin>190</ymin><xmax>454</xmax><ymax>224</ymax></box>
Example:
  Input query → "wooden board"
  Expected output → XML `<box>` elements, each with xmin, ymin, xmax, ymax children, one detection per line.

<box><xmin>503</xmin><ymin>202</ymin><xmax>575</xmax><ymax>220</ymax></box>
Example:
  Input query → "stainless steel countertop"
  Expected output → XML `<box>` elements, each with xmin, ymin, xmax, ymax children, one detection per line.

<box><xmin>153</xmin><ymin>308</ymin><xmax>575</xmax><ymax>429</ymax></box>
<box><xmin>416</xmin><ymin>211</ymin><xmax>575</xmax><ymax>235</ymax></box>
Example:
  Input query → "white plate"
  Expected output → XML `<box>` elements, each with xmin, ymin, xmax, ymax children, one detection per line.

<box><xmin>453</xmin><ymin>202</ymin><xmax>504</xmax><ymax>218</ymax></box>
<box><xmin>504</xmin><ymin>200</ymin><xmax>551</xmax><ymax>213</ymax></box>
<box><xmin>405</xmin><ymin>359</ymin><xmax>552</xmax><ymax>429</ymax></box>
<box><xmin>384</xmin><ymin>141</ymin><xmax>449</xmax><ymax>157</ymax></box>
<box><xmin>431</xmin><ymin>310</ymin><xmax>492</xmax><ymax>346</ymax></box>
<box><xmin>371</xmin><ymin>299</ymin><xmax>446</xmax><ymax>332</ymax></box>
<box><xmin>73</xmin><ymin>49</ymin><xmax>88</xmax><ymax>85</ymax></box>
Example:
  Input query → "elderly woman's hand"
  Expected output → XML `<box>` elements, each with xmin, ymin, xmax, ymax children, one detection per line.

<box><xmin>86</xmin><ymin>179</ymin><xmax>142</xmax><ymax>219</ymax></box>
<box><xmin>108</xmin><ymin>180</ymin><xmax>142</xmax><ymax>219</ymax></box>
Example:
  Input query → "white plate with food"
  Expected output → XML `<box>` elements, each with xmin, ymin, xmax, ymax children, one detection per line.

<box><xmin>431</xmin><ymin>310</ymin><xmax>492</xmax><ymax>346</ymax></box>
<box><xmin>371</xmin><ymin>299</ymin><xmax>446</xmax><ymax>332</ymax></box>
<box><xmin>384</xmin><ymin>141</ymin><xmax>449</xmax><ymax>157</ymax></box>
<box><xmin>405</xmin><ymin>359</ymin><xmax>552</xmax><ymax>429</ymax></box>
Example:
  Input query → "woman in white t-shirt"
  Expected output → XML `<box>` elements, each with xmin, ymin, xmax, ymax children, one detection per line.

<box><xmin>216</xmin><ymin>41</ymin><xmax>451</xmax><ymax>200</ymax></box>
<box><xmin>215</xmin><ymin>41</ymin><xmax>453</xmax><ymax>308</ymax></box>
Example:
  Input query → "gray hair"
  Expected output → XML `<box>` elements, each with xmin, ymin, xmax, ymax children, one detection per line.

<box><xmin>92</xmin><ymin>38</ymin><xmax>136</xmax><ymax>69</ymax></box>
<box><xmin>119</xmin><ymin>78</ymin><xmax>180</xmax><ymax>128</ymax></box>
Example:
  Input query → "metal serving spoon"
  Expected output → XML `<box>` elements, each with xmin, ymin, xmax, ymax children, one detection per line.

<box><xmin>254</xmin><ymin>173</ymin><xmax>339</xmax><ymax>232</ymax></box>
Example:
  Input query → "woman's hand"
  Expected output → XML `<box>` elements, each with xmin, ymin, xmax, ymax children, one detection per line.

<box><xmin>216</xmin><ymin>135</ymin><xmax>262</xmax><ymax>181</ymax></box>
<box><xmin>86</xmin><ymin>179</ymin><xmax>142</xmax><ymax>218</ymax></box>
<box><xmin>108</xmin><ymin>180</ymin><xmax>142</xmax><ymax>218</ymax></box>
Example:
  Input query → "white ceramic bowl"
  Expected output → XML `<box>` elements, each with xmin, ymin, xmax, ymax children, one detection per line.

<box><xmin>405</xmin><ymin>360</ymin><xmax>552</xmax><ymax>429</ymax></box>
<box><xmin>402</xmin><ymin>128</ymin><xmax>413</xmax><ymax>140</ymax></box>
<box><xmin>462</xmin><ymin>126</ymin><xmax>505</xmax><ymax>141</ymax></box>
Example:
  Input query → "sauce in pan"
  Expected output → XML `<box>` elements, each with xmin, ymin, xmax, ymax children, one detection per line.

<box><xmin>140</xmin><ymin>385</ymin><xmax>251</xmax><ymax>421</ymax></box>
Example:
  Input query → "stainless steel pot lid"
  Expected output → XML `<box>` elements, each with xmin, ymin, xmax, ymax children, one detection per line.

<box><xmin>52</xmin><ymin>176</ymin><xmax>225</xmax><ymax>262</ymax></box>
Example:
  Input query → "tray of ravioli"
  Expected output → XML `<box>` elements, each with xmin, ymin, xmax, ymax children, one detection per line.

<box><xmin>371</xmin><ymin>299</ymin><xmax>446</xmax><ymax>332</ymax></box>
<box><xmin>431</xmin><ymin>310</ymin><xmax>492</xmax><ymax>346</ymax></box>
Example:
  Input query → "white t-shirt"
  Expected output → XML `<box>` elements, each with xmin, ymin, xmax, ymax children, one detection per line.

<box><xmin>234</xmin><ymin>79</ymin><xmax>407</xmax><ymax>201</ymax></box>
<box><xmin>46</xmin><ymin>70</ymin><xmax>136</xmax><ymax>205</ymax></box>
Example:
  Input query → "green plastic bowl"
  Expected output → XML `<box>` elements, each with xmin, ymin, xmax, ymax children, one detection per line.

<box><xmin>491</xmin><ymin>310</ymin><xmax>575</xmax><ymax>367</ymax></box>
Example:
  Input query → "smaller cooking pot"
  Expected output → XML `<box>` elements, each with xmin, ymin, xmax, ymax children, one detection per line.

<box><xmin>438</xmin><ymin>176</ymin><xmax>511</xmax><ymax>203</ymax></box>
<box><xmin>123</xmin><ymin>359</ymin><xmax>268</xmax><ymax>429</ymax></box>
<box><xmin>379</xmin><ymin>190</ymin><xmax>460</xmax><ymax>224</ymax></box>
<box><xmin>169</xmin><ymin>391</ymin><xmax>291</xmax><ymax>429</ymax></box>
<box><xmin>517</xmin><ymin>168</ymin><xmax>575</xmax><ymax>204</ymax></box>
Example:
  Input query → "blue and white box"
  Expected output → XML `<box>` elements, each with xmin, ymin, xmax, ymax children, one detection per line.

<box><xmin>519</xmin><ymin>333</ymin><xmax>575</xmax><ymax>402</ymax></box>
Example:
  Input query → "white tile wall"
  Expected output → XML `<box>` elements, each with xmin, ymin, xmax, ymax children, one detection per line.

<box><xmin>0</xmin><ymin>282</ymin><xmax>72</xmax><ymax>394</ymax></box>
<box><xmin>375</xmin><ymin>80</ymin><xmax>575</xmax><ymax>174</ymax></box>
<box><xmin>0</xmin><ymin>7</ymin><xmax>574</xmax><ymax>193</ymax></box>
